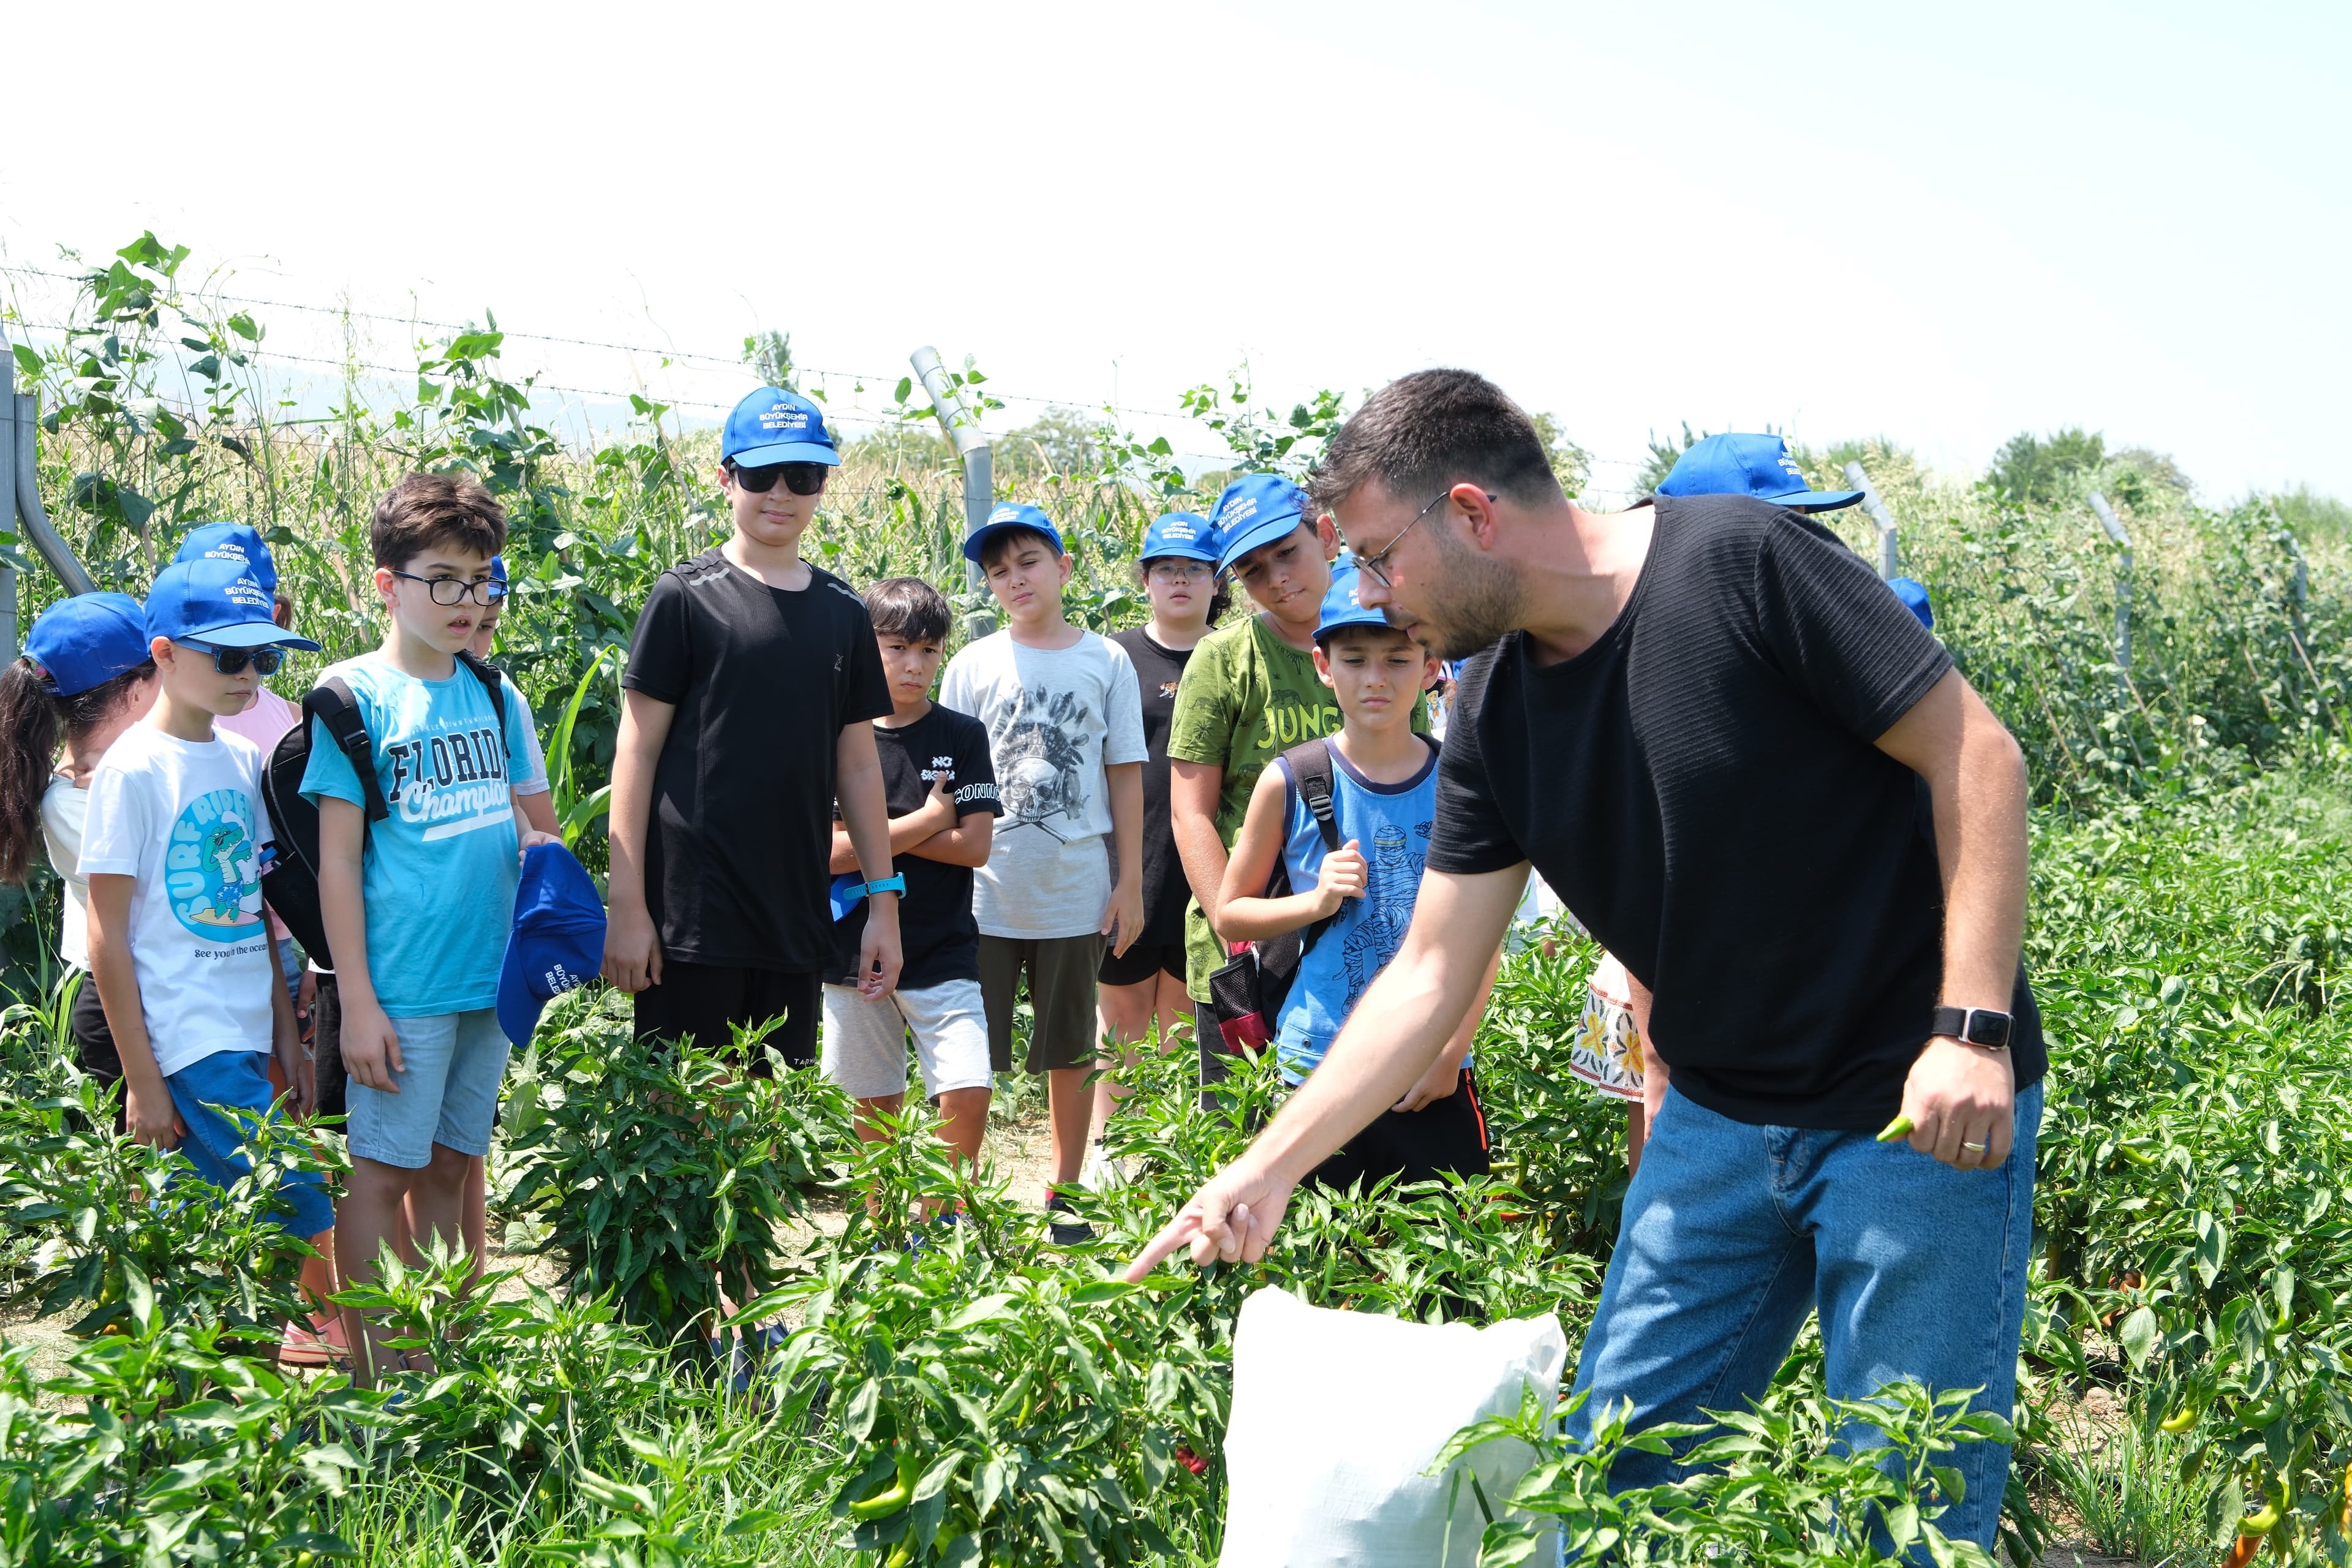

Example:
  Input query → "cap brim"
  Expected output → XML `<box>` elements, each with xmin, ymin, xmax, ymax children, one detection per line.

<box><xmin>1215</xmin><ymin>513</ymin><xmax>1306</xmax><ymax>573</ymax></box>
<box><xmin>728</xmin><ymin>441</ymin><xmax>842</xmax><ymax>467</ymax></box>
<box><xmin>962</xmin><ymin>521</ymin><xmax>1066</xmax><ymax>564</ymax></box>
<box><xmin>1143</xmin><ymin>544</ymin><xmax>1218</xmax><ymax>564</ymax></box>
<box><xmin>494</xmin><ymin>938</ymin><xmax>545</xmax><ymax>1049</ymax></box>
<box><xmin>1314</xmin><ymin>612</ymin><xmax>1399</xmax><ymax>641</ymax></box>
<box><xmin>1774</xmin><ymin>488</ymin><xmax>1865</xmax><ymax>513</ymax></box>
<box><xmin>191</xmin><ymin>620</ymin><xmax>323</xmax><ymax>652</ymax></box>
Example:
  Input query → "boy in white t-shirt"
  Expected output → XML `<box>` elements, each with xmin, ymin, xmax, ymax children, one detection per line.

<box><xmin>939</xmin><ymin>505</ymin><xmax>1145</xmax><ymax>1244</ymax></box>
<box><xmin>80</xmin><ymin>559</ymin><xmax>333</xmax><ymax>1256</ymax></box>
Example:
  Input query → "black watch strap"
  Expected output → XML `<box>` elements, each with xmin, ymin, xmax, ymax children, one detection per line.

<box><xmin>1931</xmin><ymin>1005</ymin><xmax>2013</xmax><ymax>1050</ymax></box>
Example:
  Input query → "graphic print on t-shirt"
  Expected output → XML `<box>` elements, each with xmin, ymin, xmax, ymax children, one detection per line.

<box><xmin>1340</xmin><ymin>820</ymin><xmax>1430</xmax><ymax>1009</ymax></box>
<box><xmin>989</xmin><ymin>685</ymin><xmax>1095</xmax><ymax>844</ymax></box>
<box><xmin>385</xmin><ymin>720</ymin><xmax>513</xmax><ymax>842</ymax></box>
<box><xmin>167</xmin><ymin>788</ymin><xmax>263</xmax><ymax>938</ymax></box>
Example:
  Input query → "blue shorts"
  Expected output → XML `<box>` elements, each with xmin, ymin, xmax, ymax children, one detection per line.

<box><xmin>163</xmin><ymin>1050</ymin><xmax>334</xmax><ymax>1238</ymax></box>
<box><xmin>347</xmin><ymin>1008</ymin><xmax>510</xmax><ymax>1170</ymax></box>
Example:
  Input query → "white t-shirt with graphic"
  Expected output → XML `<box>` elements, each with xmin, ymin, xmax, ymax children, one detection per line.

<box><xmin>77</xmin><ymin>725</ymin><xmax>276</xmax><ymax>1076</ymax></box>
<box><xmin>939</xmin><ymin>629</ymin><xmax>1147</xmax><ymax>940</ymax></box>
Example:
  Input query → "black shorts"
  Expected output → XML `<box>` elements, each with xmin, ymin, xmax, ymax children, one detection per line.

<box><xmin>1098</xmin><ymin>939</ymin><xmax>1186</xmax><ymax>989</ymax></box>
<box><xmin>633</xmin><ymin>961</ymin><xmax>820</xmax><ymax>1076</ymax></box>
<box><xmin>69</xmin><ymin>974</ymin><xmax>127</xmax><ymax>1135</ymax></box>
<box><xmin>1304</xmin><ymin>1067</ymin><xmax>1491</xmax><ymax>1192</ymax></box>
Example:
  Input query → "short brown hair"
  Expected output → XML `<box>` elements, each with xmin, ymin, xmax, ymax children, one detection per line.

<box><xmin>371</xmin><ymin>471</ymin><xmax>508</xmax><ymax>570</ymax></box>
<box><xmin>978</xmin><ymin>526</ymin><xmax>1060</xmax><ymax>573</ymax></box>
<box><xmin>865</xmin><ymin>576</ymin><xmax>951</xmax><ymax>646</ymax></box>
<box><xmin>1308</xmin><ymin>369</ymin><xmax>1560</xmax><ymax>516</ymax></box>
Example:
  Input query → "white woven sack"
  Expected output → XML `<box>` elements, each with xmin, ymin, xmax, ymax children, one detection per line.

<box><xmin>1217</xmin><ymin>1286</ymin><xmax>1566</xmax><ymax>1568</ymax></box>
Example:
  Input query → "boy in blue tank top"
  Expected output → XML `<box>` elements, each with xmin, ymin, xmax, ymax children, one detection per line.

<box><xmin>1215</xmin><ymin>565</ymin><xmax>1494</xmax><ymax>1189</ymax></box>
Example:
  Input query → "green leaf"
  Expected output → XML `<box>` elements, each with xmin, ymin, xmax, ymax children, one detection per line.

<box><xmin>11</xmin><ymin>344</ymin><xmax>39</xmax><ymax>377</ymax></box>
<box><xmin>227</xmin><ymin>312</ymin><xmax>262</xmax><ymax>343</ymax></box>
<box><xmin>2119</xmin><ymin>1305</ymin><xmax>2157</xmax><ymax>1368</ymax></box>
<box><xmin>941</xmin><ymin>1293</ymin><xmax>1015</xmax><ymax>1332</ymax></box>
<box><xmin>1065</xmin><ymin>1278</ymin><xmax>1137</xmax><ymax>1305</ymax></box>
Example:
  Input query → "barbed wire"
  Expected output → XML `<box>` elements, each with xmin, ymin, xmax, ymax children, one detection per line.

<box><xmin>0</xmin><ymin>262</ymin><xmax>1657</xmax><ymax>482</ymax></box>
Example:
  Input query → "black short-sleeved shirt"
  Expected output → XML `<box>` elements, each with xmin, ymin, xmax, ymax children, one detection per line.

<box><xmin>1110</xmin><ymin>627</ymin><xmax>1196</xmax><ymax>949</ymax></box>
<box><xmin>826</xmin><ymin>704</ymin><xmax>1002</xmax><ymax>990</ymax></box>
<box><xmin>1430</xmin><ymin>494</ymin><xmax>2045</xmax><ymax>1130</ymax></box>
<box><xmin>622</xmin><ymin>550</ymin><xmax>892</xmax><ymax>972</ymax></box>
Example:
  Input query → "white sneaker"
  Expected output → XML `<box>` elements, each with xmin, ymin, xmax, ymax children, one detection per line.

<box><xmin>1080</xmin><ymin>1140</ymin><xmax>1126</xmax><ymax>1193</ymax></box>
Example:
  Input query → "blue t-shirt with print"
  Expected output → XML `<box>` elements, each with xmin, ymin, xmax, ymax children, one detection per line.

<box><xmin>300</xmin><ymin>652</ymin><xmax>532</xmax><ymax>1018</ymax></box>
<box><xmin>1272</xmin><ymin>739</ymin><xmax>1452</xmax><ymax>1083</ymax></box>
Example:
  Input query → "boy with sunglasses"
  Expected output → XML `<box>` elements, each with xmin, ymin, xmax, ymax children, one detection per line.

<box><xmin>300</xmin><ymin>471</ymin><xmax>556</xmax><ymax>1383</ymax></box>
<box><xmin>605</xmin><ymin>386</ymin><xmax>900</xmax><ymax>1075</ymax></box>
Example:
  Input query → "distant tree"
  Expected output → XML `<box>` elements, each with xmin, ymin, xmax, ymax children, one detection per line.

<box><xmin>1529</xmin><ymin>412</ymin><xmax>1591</xmax><ymax>499</ymax></box>
<box><xmin>742</xmin><ymin>329</ymin><xmax>795</xmax><ymax>391</ymax></box>
<box><xmin>2271</xmin><ymin>483</ymin><xmax>2352</xmax><ymax>538</ymax></box>
<box><xmin>993</xmin><ymin>407</ymin><xmax>1102</xmax><ymax>486</ymax></box>
<box><xmin>1637</xmin><ymin>421</ymin><xmax>1707</xmax><ymax>496</ymax></box>
<box><xmin>1987</xmin><ymin>428</ymin><xmax>2106</xmax><ymax>506</ymax></box>
<box><xmin>2105</xmin><ymin>447</ymin><xmax>2193</xmax><ymax>511</ymax></box>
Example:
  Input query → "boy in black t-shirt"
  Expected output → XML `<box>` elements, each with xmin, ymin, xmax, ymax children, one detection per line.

<box><xmin>605</xmin><ymin>387</ymin><xmax>903</xmax><ymax>1070</ymax></box>
<box><xmin>820</xmin><ymin>578</ymin><xmax>1002</xmax><ymax>1170</ymax></box>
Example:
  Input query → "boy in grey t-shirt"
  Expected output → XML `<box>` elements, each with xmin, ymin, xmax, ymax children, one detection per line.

<box><xmin>938</xmin><ymin>505</ymin><xmax>1145</xmax><ymax>1244</ymax></box>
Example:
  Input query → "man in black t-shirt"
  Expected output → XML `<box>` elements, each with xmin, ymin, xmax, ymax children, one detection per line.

<box><xmin>604</xmin><ymin>387</ymin><xmax>902</xmax><ymax>1073</ymax></box>
<box><xmin>1129</xmin><ymin>371</ymin><xmax>2043</xmax><ymax>1549</ymax></box>
<box><xmin>820</xmin><ymin>578</ymin><xmax>1003</xmax><ymax>1172</ymax></box>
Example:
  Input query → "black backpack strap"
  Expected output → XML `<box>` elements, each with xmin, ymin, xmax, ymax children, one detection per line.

<box><xmin>454</xmin><ymin>649</ymin><xmax>511</xmax><ymax>761</ymax></box>
<box><xmin>1286</xmin><ymin>736</ymin><xmax>1343</xmax><ymax>851</ymax></box>
<box><xmin>304</xmin><ymin>677</ymin><xmax>389</xmax><ymax>825</ymax></box>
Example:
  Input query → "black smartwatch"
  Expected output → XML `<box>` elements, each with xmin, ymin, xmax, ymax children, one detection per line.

<box><xmin>1931</xmin><ymin>1005</ymin><xmax>2013</xmax><ymax>1050</ymax></box>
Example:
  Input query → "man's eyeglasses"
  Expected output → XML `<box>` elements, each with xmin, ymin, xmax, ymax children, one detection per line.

<box><xmin>1349</xmin><ymin>489</ymin><xmax>1494</xmax><ymax>589</ymax></box>
<box><xmin>727</xmin><ymin>460</ymin><xmax>830</xmax><ymax>497</ymax></box>
<box><xmin>181</xmin><ymin>642</ymin><xmax>285</xmax><ymax>677</ymax></box>
<box><xmin>392</xmin><ymin>571</ymin><xmax>508</xmax><ymax>607</ymax></box>
<box><xmin>1145</xmin><ymin>558</ymin><xmax>1212</xmax><ymax>582</ymax></box>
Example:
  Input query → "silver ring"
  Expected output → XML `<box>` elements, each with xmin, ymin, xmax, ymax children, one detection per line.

<box><xmin>1961</xmin><ymin>1140</ymin><xmax>1988</xmax><ymax>1153</ymax></box>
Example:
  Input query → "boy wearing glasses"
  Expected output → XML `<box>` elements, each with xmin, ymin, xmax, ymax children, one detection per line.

<box><xmin>301</xmin><ymin>471</ymin><xmax>555</xmax><ymax>1382</ymax></box>
<box><xmin>604</xmin><ymin>386</ymin><xmax>901</xmax><ymax>1074</ymax></box>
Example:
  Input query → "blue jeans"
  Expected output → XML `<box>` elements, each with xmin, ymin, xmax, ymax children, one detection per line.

<box><xmin>164</xmin><ymin>1049</ymin><xmax>335</xmax><ymax>1238</ymax></box>
<box><xmin>1566</xmin><ymin>1079</ymin><xmax>2044</xmax><ymax>1549</ymax></box>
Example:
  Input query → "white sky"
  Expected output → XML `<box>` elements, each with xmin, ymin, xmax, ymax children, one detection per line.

<box><xmin>2</xmin><ymin>0</ymin><xmax>2345</xmax><ymax>503</ymax></box>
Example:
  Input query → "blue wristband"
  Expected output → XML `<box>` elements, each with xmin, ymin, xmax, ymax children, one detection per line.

<box><xmin>860</xmin><ymin>875</ymin><xmax>907</xmax><ymax>897</ymax></box>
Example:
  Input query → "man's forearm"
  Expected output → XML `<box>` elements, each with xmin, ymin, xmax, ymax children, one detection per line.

<box><xmin>1934</xmin><ymin>696</ymin><xmax>2030</xmax><ymax>1011</ymax></box>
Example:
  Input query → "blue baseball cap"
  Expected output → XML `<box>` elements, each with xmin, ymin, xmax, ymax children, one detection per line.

<box><xmin>489</xmin><ymin>554</ymin><xmax>507</xmax><ymax>583</ymax></box>
<box><xmin>1890</xmin><ymin>576</ymin><xmax>1934</xmax><ymax>630</ymax></box>
<box><xmin>1314</xmin><ymin>562</ymin><xmax>1401</xmax><ymax>643</ymax></box>
<box><xmin>1140</xmin><ymin>511</ymin><xmax>1216</xmax><ymax>564</ymax></box>
<box><xmin>172</xmin><ymin>522</ymin><xmax>277</xmax><ymax>599</ymax></box>
<box><xmin>962</xmin><ymin>502</ymin><xmax>1066</xmax><ymax>565</ymax></box>
<box><xmin>1657</xmin><ymin>434</ymin><xmax>1862</xmax><ymax>513</ymax></box>
<box><xmin>497</xmin><ymin>842</ymin><xmax>608</xmax><ymax>1046</ymax></box>
<box><xmin>23</xmin><ymin>592</ymin><xmax>153</xmax><ymax>695</ymax></box>
<box><xmin>145</xmin><ymin>559</ymin><xmax>322</xmax><ymax>651</ymax></box>
<box><xmin>1212</xmin><ymin>475</ymin><xmax>1311</xmax><ymax>573</ymax></box>
<box><xmin>722</xmin><ymin>386</ymin><xmax>841</xmax><ymax>468</ymax></box>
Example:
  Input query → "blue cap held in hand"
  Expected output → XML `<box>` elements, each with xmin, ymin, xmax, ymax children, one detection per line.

<box><xmin>1657</xmin><ymin>434</ymin><xmax>1862</xmax><ymax>513</ymax></box>
<box><xmin>1314</xmin><ymin>562</ymin><xmax>1398</xmax><ymax>643</ymax></box>
<box><xmin>23</xmin><ymin>592</ymin><xmax>153</xmax><ymax>695</ymax></box>
<box><xmin>1140</xmin><ymin>511</ymin><xmax>1216</xmax><ymax>564</ymax></box>
<box><xmin>962</xmin><ymin>502</ymin><xmax>1066</xmax><ymax>565</ymax></box>
<box><xmin>173</xmin><ymin>522</ymin><xmax>279</xmax><ymax>599</ymax></box>
<box><xmin>146</xmin><ymin>559</ymin><xmax>322</xmax><ymax>651</ymax></box>
<box><xmin>1890</xmin><ymin>576</ymin><xmax>1934</xmax><ymax>630</ymax></box>
<box><xmin>1212</xmin><ymin>475</ymin><xmax>1310</xmax><ymax>573</ymax></box>
<box><xmin>497</xmin><ymin>842</ymin><xmax>608</xmax><ymax>1046</ymax></box>
<box><xmin>722</xmin><ymin>386</ymin><xmax>841</xmax><ymax>468</ymax></box>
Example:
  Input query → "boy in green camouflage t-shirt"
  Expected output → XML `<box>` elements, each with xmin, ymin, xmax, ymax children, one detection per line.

<box><xmin>1167</xmin><ymin>475</ymin><xmax>1425</xmax><ymax>1090</ymax></box>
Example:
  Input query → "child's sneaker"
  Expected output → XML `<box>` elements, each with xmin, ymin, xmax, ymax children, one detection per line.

<box><xmin>1046</xmin><ymin>1193</ymin><xmax>1095</xmax><ymax>1246</ymax></box>
<box><xmin>1080</xmin><ymin>1138</ymin><xmax>1126</xmax><ymax>1193</ymax></box>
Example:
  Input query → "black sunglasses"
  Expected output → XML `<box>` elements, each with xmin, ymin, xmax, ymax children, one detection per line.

<box><xmin>181</xmin><ymin>641</ymin><xmax>285</xmax><ymax>677</ymax></box>
<box><xmin>728</xmin><ymin>460</ymin><xmax>830</xmax><ymax>497</ymax></box>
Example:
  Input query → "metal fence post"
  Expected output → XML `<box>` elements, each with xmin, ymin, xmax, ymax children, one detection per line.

<box><xmin>909</xmin><ymin>345</ymin><xmax>995</xmax><ymax>639</ymax></box>
<box><xmin>1844</xmin><ymin>461</ymin><xmax>1899</xmax><ymax>580</ymax></box>
<box><xmin>0</xmin><ymin>325</ymin><xmax>15</xmax><ymax>659</ymax></box>
<box><xmin>5</xmin><ymin>325</ymin><xmax>97</xmax><ymax>598</ymax></box>
<box><xmin>2088</xmin><ymin>491</ymin><xmax>2133</xmax><ymax>691</ymax></box>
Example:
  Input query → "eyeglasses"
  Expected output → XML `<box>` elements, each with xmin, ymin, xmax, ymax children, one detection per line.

<box><xmin>728</xmin><ymin>460</ymin><xmax>830</xmax><ymax>496</ymax></box>
<box><xmin>181</xmin><ymin>642</ymin><xmax>285</xmax><ymax>677</ymax></box>
<box><xmin>1349</xmin><ymin>489</ymin><xmax>1494</xmax><ymax>588</ymax></box>
<box><xmin>391</xmin><ymin>570</ymin><xmax>508</xmax><ymax>606</ymax></box>
<box><xmin>1145</xmin><ymin>558</ymin><xmax>1212</xmax><ymax>582</ymax></box>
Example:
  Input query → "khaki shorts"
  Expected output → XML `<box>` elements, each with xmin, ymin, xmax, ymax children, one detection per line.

<box><xmin>978</xmin><ymin>932</ymin><xmax>1106</xmax><ymax>1073</ymax></box>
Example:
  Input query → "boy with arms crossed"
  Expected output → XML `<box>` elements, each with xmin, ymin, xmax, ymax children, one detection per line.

<box><xmin>603</xmin><ymin>387</ymin><xmax>903</xmax><ymax>1065</ymax></box>
<box><xmin>1216</xmin><ymin>567</ymin><xmax>1491</xmax><ymax>1188</ymax></box>
<box><xmin>304</xmin><ymin>474</ymin><xmax>555</xmax><ymax>1382</ymax></box>
<box><xmin>821</xmin><ymin>577</ymin><xmax>1001</xmax><ymax>1175</ymax></box>
<box><xmin>940</xmin><ymin>505</ymin><xmax>1145</xmax><ymax>1244</ymax></box>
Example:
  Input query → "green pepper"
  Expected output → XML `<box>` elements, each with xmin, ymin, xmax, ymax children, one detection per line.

<box><xmin>848</xmin><ymin>1482</ymin><xmax>911</xmax><ymax>1521</ymax></box>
